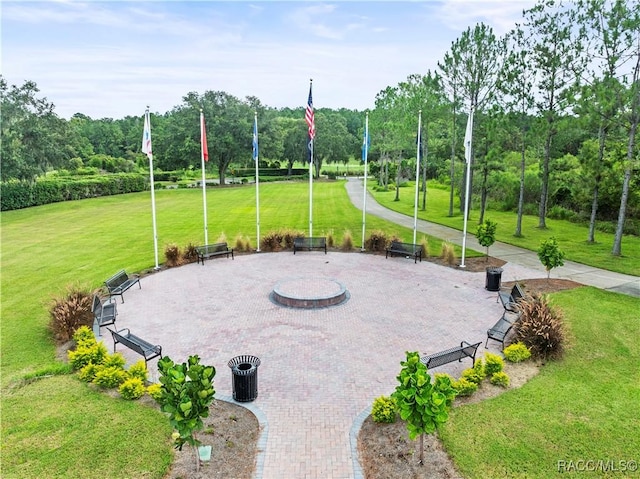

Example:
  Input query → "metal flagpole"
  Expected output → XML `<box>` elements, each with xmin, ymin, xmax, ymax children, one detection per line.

<box><xmin>200</xmin><ymin>109</ymin><xmax>209</xmax><ymax>245</ymax></box>
<box><xmin>361</xmin><ymin>111</ymin><xmax>369</xmax><ymax>251</ymax></box>
<box><xmin>305</xmin><ymin>79</ymin><xmax>315</xmax><ymax>238</ymax></box>
<box><xmin>413</xmin><ymin>110</ymin><xmax>422</xmax><ymax>245</ymax></box>
<box><xmin>460</xmin><ymin>106</ymin><xmax>474</xmax><ymax>268</ymax></box>
<box><xmin>253</xmin><ymin>111</ymin><xmax>261</xmax><ymax>251</ymax></box>
<box><xmin>142</xmin><ymin>107</ymin><xmax>159</xmax><ymax>270</ymax></box>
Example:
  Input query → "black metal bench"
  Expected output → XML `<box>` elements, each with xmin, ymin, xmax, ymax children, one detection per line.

<box><xmin>385</xmin><ymin>241</ymin><xmax>422</xmax><ymax>263</ymax></box>
<box><xmin>92</xmin><ymin>294</ymin><xmax>117</xmax><ymax>333</ymax></box>
<box><xmin>498</xmin><ymin>283</ymin><xmax>525</xmax><ymax>312</ymax></box>
<box><xmin>195</xmin><ymin>242</ymin><xmax>234</xmax><ymax>264</ymax></box>
<box><xmin>108</xmin><ymin>328</ymin><xmax>162</xmax><ymax>367</ymax></box>
<box><xmin>486</xmin><ymin>312</ymin><xmax>520</xmax><ymax>349</ymax></box>
<box><xmin>105</xmin><ymin>270</ymin><xmax>141</xmax><ymax>303</ymax></box>
<box><xmin>420</xmin><ymin>341</ymin><xmax>481</xmax><ymax>369</ymax></box>
<box><xmin>293</xmin><ymin>236</ymin><xmax>327</xmax><ymax>254</ymax></box>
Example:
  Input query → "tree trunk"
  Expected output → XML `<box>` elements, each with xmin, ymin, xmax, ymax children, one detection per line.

<box><xmin>448</xmin><ymin>101</ymin><xmax>457</xmax><ymax>217</ymax></box>
<box><xmin>421</xmin><ymin>127</ymin><xmax>429</xmax><ymax>211</ymax></box>
<box><xmin>479</xmin><ymin>166</ymin><xmax>488</xmax><ymax>224</ymax></box>
<box><xmin>515</xmin><ymin>138</ymin><xmax>525</xmax><ymax>237</ymax></box>
<box><xmin>588</xmin><ymin>124</ymin><xmax>606</xmax><ymax>243</ymax></box>
<box><xmin>394</xmin><ymin>157</ymin><xmax>401</xmax><ymax>201</ymax></box>
<box><xmin>538</xmin><ymin>119</ymin><xmax>554</xmax><ymax>229</ymax></box>
<box><xmin>612</xmin><ymin>48</ymin><xmax>639</xmax><ymax>256</ymax></box>
<box><xmin>419</xmin><ymin>433</ymin><xmax>424</xmax><ymax>465</ymax></box>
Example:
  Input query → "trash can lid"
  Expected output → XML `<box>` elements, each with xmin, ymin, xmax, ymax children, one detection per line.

<box><xmin>486</xmin><ymin>267</ymin><xmax>503</xmax><ymax>273</ymax></box>
<box><xmin>228</xmin><ymin>355</ymin><xmax>261</xmax><ymax>369</ymax></box>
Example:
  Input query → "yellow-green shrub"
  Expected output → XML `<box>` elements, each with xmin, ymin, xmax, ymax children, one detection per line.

<box><xmin>147</xmin><ymin>383</ymin><xmax>163</xmax><ymax>401</ymax></box>
<box><xmin>452</xmin><ymin>378</ymin><xmax>478</xmax><ymax>397</ymax></box>
<box><xmin>503</xmin><ymin>342</ymin><xmax>532</xmax><ymax>362</ymax></box>
<box><xmin>483</xmin><ymin>352</ymin><xmax>504</xmax><ymax>376</ymax></box>
<box><xmin>490</xmin><ymin>371</ymin><xmax>510</xmax><ymax>387</ymax></box>
<box><xmin>127</xmin><ymin>360</ymin><xmax>148</xmax><ymax>382</ymax></box>
<box><xmin>92</xmin><ymin>366</ymin><xmax>127</xmax><ymax>389</ymax></box>
<box><xmin>119</xmin><ymin>377</ymin><xmax>146</xmax><ymax>400</ymax></box>
<box><xmin>371</xmin><ymin>395</ymin><xmax>397</xmax><ymax>423</ymax></box>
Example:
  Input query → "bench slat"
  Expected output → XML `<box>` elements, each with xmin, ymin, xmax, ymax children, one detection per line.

<box><xmin>196</xmin><ymin>242</ymin><xmax>234</xmax><ymax>264</ymax></box>
<box><xmin>385</xmin><ymin>241</ymin><xmax>422</xmax><ymax>263</ymax></box>
<box><xmin>293</xmin><ymin>237</ymin><xmax>327</xmax><ymax>254</ymax></box>
<box><xmin>108</xmin><ymin>328</ymin><xmax>162</xmax><ymax>366</ymax></box>
<box><xmin>105</xmin><ymin>270</ymin><xmax>140</xmax><ymax>303</ymax></box>
<box><xmin>420</xmin><ymin>341</ymin><xmax>480</xmax><ymax>370</ymax></box>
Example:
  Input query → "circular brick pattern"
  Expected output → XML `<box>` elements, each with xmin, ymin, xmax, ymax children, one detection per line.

<box><xmin>271</xmin><ymin>277</ymin><xmax>349</xmax><ymax>309</ymax></box>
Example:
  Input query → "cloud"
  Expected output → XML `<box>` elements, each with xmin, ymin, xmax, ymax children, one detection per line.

<box><xmin>433</xmin><ymin>0</ymin><xmax>536</xmax><ymax>35</ymax></box>
<box><xmin>287</xmin><ymin>3</ymin><xmax>364</xmax><ymax>40</ymax></box>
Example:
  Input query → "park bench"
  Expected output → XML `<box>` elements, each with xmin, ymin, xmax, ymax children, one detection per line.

<box><xmin>108</xmin><ymin>328</ymin><xmax>162</xmax><ymax>367</ymax></box>
<box><xmin>105</xmin><ymin>270</ymin><xmax>140</xmax><ymax>303</ymax></box>
<box><xmin>293</xmin><ymin>236</ymin><xmax>327</xmax><ymax>254</ymax></box>
<box><xmin>385</xmin><ymin>241</ymin><xmax>422</xmax><ymax>263</ymax></box>
<box><xmin>486</xmin><ymin>312</ymin><xmax>520</xmax><ymax>349</ymax></box>
<box><xmin>195</xmin><ymin>242</ymin><xmax>234</xmax><ymax>265</ymax></box>
<box><xmin>498</xmin><ymin>283</ymin><xmax>525</xmax><ymax>312</ymax></box>
<box><xmin>92</xmin><ymin>294</ymin><xmax>117</xmax><ymax>333</ymax></box>
<box><xmin>420</xmin><ymin>341</ymin><xmax>481</xmax><ymax>370</ymax></box>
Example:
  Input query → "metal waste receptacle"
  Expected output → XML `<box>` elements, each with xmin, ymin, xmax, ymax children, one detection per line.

<box><xmin>228</xmin><ymin>355</ymin><xmax>260</xmax><ymax>402</ymax></box>
<box><xmin>485</xmin><ymin>267</ymin><xmax>503</xmax><ymax>292</ymax></box>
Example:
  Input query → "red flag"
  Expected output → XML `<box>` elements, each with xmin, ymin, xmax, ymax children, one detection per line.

<box><xmin>201</xmin><ymin>112</ymin><xmax>209</xmax><ymax>162</ymax></box>
<box><xmin>305</xmin><ymin>82</ymin><xmax>315</xmax><ymax>140</ymax></box>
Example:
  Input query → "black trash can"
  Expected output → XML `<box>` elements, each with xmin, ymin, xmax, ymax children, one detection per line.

<box><xmin>228</xmin><ymin>355</ymin><xmax>261</xmax><ymax>402</ymax></box>
<box><xmin>485</xmin><ymin>267</ymin><xmax>503</xmax><ymax>292</ymax></box>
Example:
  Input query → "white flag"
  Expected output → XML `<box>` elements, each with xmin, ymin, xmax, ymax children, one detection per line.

<box><xmin>142</xmin><ymin>110</ymin><xmax>152</xmax><ymax>159</ymax></box>
<box><xmin>464</xmin><ymin>108</ymin><xmax>474</xmax><ymax>164</ymax></box>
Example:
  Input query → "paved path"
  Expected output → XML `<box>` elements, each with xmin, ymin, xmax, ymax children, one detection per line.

<box><xmin>345</xmin><ymin>177</ymin><xmax>640</xmax><ymax>298</ymax></box>
<box><xmin>103</xmin><ymin>180</ymin><xmax>638</xmax><ymax>479</ymax></box>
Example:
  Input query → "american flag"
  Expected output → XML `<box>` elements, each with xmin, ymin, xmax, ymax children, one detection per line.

<box><xmin>305</xmin><ymin>83</ymin><xmax>315</xmax><ymax>140</ymax></box>
<box><xmin>201</xmin><ymin>111</ymin><xmax>209</xmax><ymax>162</ymax></box>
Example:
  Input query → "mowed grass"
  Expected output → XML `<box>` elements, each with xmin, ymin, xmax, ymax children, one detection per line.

<box><xmin>0</xmin><ymin>181</ymin><xmax>451</xmax><ymax>478</ymax></box>
<box><xmin>440</xmin><ymin>288</ymin><xmax>640</xmax><ymax>478</ymax></box>
<box><xmin>371</xmin><ymin>182</ymin><xmax>640</xmax><ymax>276</ymax></box>
<box><xmin>1</xmin><ymin>180</ymin><xmax>638</xmax><ymax>478</ymax></box>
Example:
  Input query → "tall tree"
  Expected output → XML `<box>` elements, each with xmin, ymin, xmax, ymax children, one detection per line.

<box><xmin>576</xmin><ymin>0</ymin><xmax>638</xmax><ymax>244</ymax></box>
<box><xmin>522</xmin><ymin>0</ymin><xmax>583</xmax><ymax>228</ymax></box>
<box><xmin>500</xmin><ymin>26</ymin><xmax>536</xmax><ymax>237</ymax></box>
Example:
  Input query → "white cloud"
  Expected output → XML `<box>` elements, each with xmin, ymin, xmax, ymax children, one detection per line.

<box><xmin>433</xmin><ymin>0</ymin><xmax>536</xmax><ymax>35</ymax></box>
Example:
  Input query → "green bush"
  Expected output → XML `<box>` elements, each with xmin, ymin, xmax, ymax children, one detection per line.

<box><xmin>68</xmin><ymin>342</ymin><xmax>109</xmax><ymax>370</ymax></box>
<box><xmin>92</xmin><ymin>365</ymin><xmax>127</xmax><ymax>389</ymax></box>
<box><xmin>78</xmin><ymin>363</ymin><xmax>100</xmax><ymax>382</ymax></box>
<box><xmin>452</xmin><ymin>377</ymin><xmax>478</xmax><ymax>397</ymax></box>
<box><xmin>102</xmin><ymin>353</ymin><xmax>126</xmax><ymax>369</ymax></box>
<box><xmin>128</xmin><ymin>360</ymin><xmax>148</xmax><ymax>382</ymax></box>
<box><xmin>503</xmin><ymin>342</ymin><xmax>532</xmax><ymax>362</ymax></box>
<box><xmin>490</xmin><ymin>371</ymin><xmax>510</xmax><ymax>387</ymax></box>
<box><xmin>461</xmin><ymin>360</ymin><xmax>486</xmax><ymax>384</ymax></box>
<box><xmin>119</xmin><ymin>377</ymin><xmax>146</xmax><ymax>400</ymax></box>
<box><xmin>49</xmin><ymin>286</ymin><xmax>94</xmax><ymax>343</ymax></box>
<box><xmin>147</xmin><ymin>383</ymin><xmax>163</xmax><ymax>401</ymax></box>
<box><xmin>73</xmin><ymin>325</ymin><xmax>96</xmax><ymax>346</ymax></box>
<box><xmin>371</xmin><ymin>395</ymin><xmax>397</xmax><ymax>423</ymax></box>
<box><xmin>483</xmin><ymin>352</ymin><xmax>504</xmax><ymax>376</ymax></box>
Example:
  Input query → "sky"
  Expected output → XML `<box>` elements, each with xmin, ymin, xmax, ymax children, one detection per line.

<box><xmin>2</xmin><ymin>0</ymin><xmax>536</xmax><ymax>120</ymax></box>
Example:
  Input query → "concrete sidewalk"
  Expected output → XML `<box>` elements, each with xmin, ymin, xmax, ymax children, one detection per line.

<box><xmin>345</xmin><ymin>177</ymin><xmax>640</xmax><ymax>298</ymax></box>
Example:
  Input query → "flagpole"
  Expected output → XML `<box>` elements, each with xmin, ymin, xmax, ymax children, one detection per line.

<box><xmin>200</xmin><ymin>109</ymin><xmax>209</xmax><ymax>245</ymax></box>
<box><xmin>143</xmin><ymin>107</ymin><xmax>159</xmax><ymax>270</ymax></box>
<box><xmin>361</xmin><ymin>111</ymin><xmax>369</xmax><ymax>251</ymax></box>
<box><xmin>306</xmin><ymin>78</ymin><xmax>315</xmax><ymax>238</ymax></box>
<box><xmin>413</xmin><ymin>110</ymin><xmax>422</xmax><ymax>245</ymax></box>
<box><xmin>460</xmin><ymin>106</ymin><xmax>474</xmax><ymax>268</ymax></box>
<box><xmin>253</xmin><ymin>111</ymin><xmax>261</xmax><ymax>252</ymax></box>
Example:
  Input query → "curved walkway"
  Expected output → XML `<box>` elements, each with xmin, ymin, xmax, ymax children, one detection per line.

<box><xmin>345</xmin><ymin>177</ymin><xmax>640</xmax><ymax>298</ymax></box>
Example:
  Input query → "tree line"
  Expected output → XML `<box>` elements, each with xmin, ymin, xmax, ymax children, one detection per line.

<box><xmin>1</xmin><ymin>0</ymin><xmax>638</xmax><ymax>255</ymax></box>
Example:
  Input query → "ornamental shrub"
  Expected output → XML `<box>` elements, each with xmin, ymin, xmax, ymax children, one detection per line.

<box><xmin>127</xmin><ymin>360</ymin><xmax>148</xmax><ymax>382</ymax></box>
<box><xmin>164</xmin><ymin>243</ymin><xmax>182</xmax><ymax>267</ymax></box>
<box><xmin>78</xmin><ymin>363</ymin><xmax>100</xmax><ymax>383</ymax></box>
<box><xmin>490</xmin><ymin>371</ymin><xmax>510</xmax><ymax>388</ymax></box>
<box><xmin>147</xmin><ymin>383</ymin><xmax>163</xmax><ymax>402</ymax></box>
<box><xmin>364</xmin><ymin>230</ymin><xmax>391</xmax><ymax>252</ymax></box>
<box><xmin>92</xmin><ymin>365</ymin><xmax>127</xmax><ymax>389</ymax></box>
<box><xmin>420</xmin><ymin>236</ymin><xmax>429</xmax><ymax>258</ymax></box>
<box><xmin>503</xmin><ymin>342</ymin><xmax>532</xmax><ymax>362</ymax></box>
<box><xmin>68</xmin><ymin>341</ymin><xmax>108</xmax><ymax>370</ymax></box>
<box><xmin>483</xmin><ymin>352</ymin><xmax>504</xmax><ymax>376</ymax></box>
<box><xmin>73</xmin><ymin>325</ymin><xmax>96</xmax><ymax>346</ymax></box>
<box><xmin>441</xmin><ymin>241</ymin><xmax>457</xmax><ymax>266</ymax></box>
<box><xmin>119</xmin><ymin>377</ymin><xmax>146</xmax><ymax>400</ymax></box>
<box><xmin>537</xmin><ymin>237</ymin><xmax>565</xmax><ymax>278</ymax></box>
<box><xmin>49</xmin><ymin>286</ymin><xmax>94</xmax><ymax>343</ymax></box>
<box><xmin>260</xmin><ymin>230</ymin><xmax>284</xmax><ymax>251</ymax></box>
<box><xmin>102</xmin><ymin>353</ymin><xmax>126</xmax><ymax>369</ymax></box>
<box><xmin>476</xmin><ymin>219</ymin><xmax>497</xmax><ymax>260</ymax></box>
<box><xmin>371</xmin><ymin>395</ymin><xmax>397</xmax><ymax>423</ymax></box>
<box><xmin>341</xmin><ymin>230</ymin><xmax>354</xmax><ymax>251</ymax></box>
<box><xmin>514</xmin><ymin>293</ymin><xmax>566</xmax><ymax>360</ymax></box>
<box><xmin>182</xmin><ymin>242</ymin><xmax>199</xmax><ymax>263</ymax></box>
<box><xmin>452</xmin><ymin>378</ymin><xmax>478</xmax><ymax>397</ymax></box>
<box><xmin>461</xmin><ymin>359</ymin><xmax>486</xmax><ymax>384</ymax></box>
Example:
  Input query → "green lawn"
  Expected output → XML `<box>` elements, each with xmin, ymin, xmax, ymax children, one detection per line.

<box><xmin>371</xmin><ymin>182</ymin><xmax>640</xmax><ymax>276</ymax></box>
<box><xmin>1</xmin><ymin>181</ymin><xmax>638</xmax><ymax>478</ymax></box>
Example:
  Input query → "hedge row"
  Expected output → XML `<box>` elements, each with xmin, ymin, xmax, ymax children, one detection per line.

<box><xmin>1</xmin><ymin>174</ymin><xmax>148</xmax><ymax>211</ymax></box>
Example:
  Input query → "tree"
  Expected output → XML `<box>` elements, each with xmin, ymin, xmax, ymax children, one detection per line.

<box><xmin>575</xmin><ymin>0</ymin><xmax>638</xmax><ymax>244</ymax></box>
<box><xmin>391</xmin><ymin>351</ymin><xmax>457</xmax><ymax>466</ymax></box>
<box><xmin>158</xmin><ymin>355</ymin><xmax>216</xmax><ymax>472</ymax></box>
<box><xmin>476</xmin><ymin>219</ymin><xmax>498</xmax><ymax>261</ymax></box>
<box><xmin>522</xmin><ymin>0</ymin><xmax>584</xmax><ymax>229</ymax></box>
<box><xmin>537</xmin><ymin>237</ymin><xmax>566</xmax><ymax>278</ymax></box>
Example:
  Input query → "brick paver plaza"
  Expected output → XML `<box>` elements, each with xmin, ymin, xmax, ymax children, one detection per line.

<box><xmin>103</xmin><ymin>251</ymin><xmax>544</xmax><ymax>478</ymax></box>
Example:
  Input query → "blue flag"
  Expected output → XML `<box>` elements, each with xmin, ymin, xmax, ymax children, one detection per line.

<box><xmin>252</xmin><ymin>114</ymin><xmax>259</xmax><ymax>162</ymax></box>
<box><xmin>361</xmin><ymin>127</ymin><xmax>370</xmax><ymax>162</ymax></box>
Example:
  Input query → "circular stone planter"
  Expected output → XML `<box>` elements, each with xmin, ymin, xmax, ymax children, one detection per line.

<box><xmin>270</xmin><ymin>277</ymin><xmax>349</xmax><ymax>309</ymax></box>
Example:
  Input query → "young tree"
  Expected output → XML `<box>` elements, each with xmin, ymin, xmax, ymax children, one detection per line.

<box><xmin>158</xmin><ymin>355</ymin><xmax>216</xmax><ymax>472</ymax></box>
<box><xmin>537</xmin><ymin>237</ymin><xmax>566</xmax><ymax>278</ymax></box>
<box><xmin>476</xmin><ymin>219</ymin><xmax>498</xmax><ymax>261</ymax></box>
<box><xmin>392</xmin><ymin>351</ymin><xmax>457</xmax><ymax>466</ymax></box>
